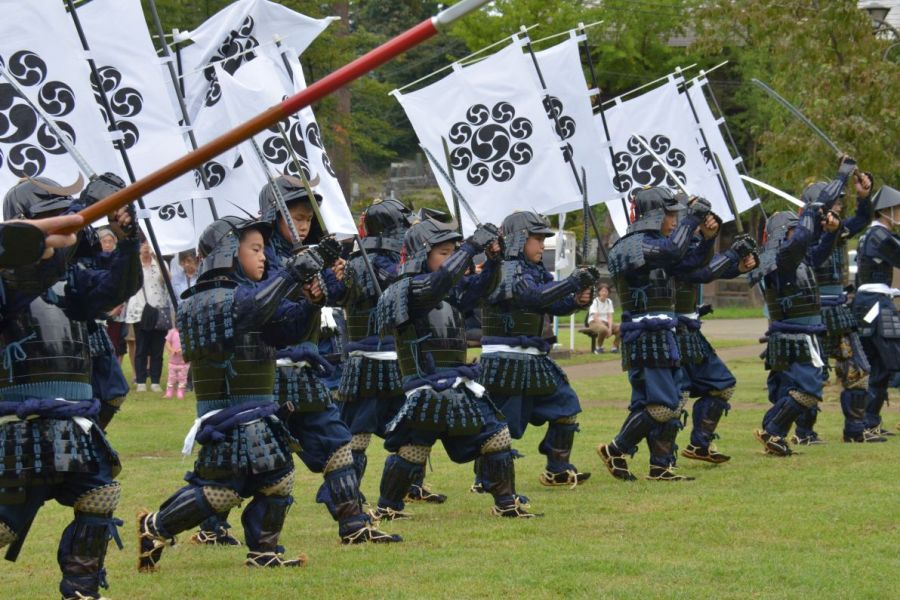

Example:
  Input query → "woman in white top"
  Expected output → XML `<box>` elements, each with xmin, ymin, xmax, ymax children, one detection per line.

<box><xmin>588</xmin><ymin>283</ymin><xmax>620</xmax><ymax>353</ymax></box>
<box><xmin>125</xmin><ymin>242</ymin><xmax>172</xmax><ymax>391</ymax></box>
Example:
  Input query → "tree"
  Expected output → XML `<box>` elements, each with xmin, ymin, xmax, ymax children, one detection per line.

<box><xmin>693</xmin><ymin>0</ymin><xmax>900</xmax><ymax>209</ymax></box>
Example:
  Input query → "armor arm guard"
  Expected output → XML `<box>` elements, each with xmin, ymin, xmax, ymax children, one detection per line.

<box><xmin>65</xmin><ymin>239</ymin><xmax>144</xmax><ymax>319</ymax></box>
<box><xmin>511</xmin><ymin>265</ymin><xmax>578</xmax><ymax>312</ymax></box>
<box><xmin>643</xmin><ymin>215</ymin><xmax>701</xmax><ymax>267</ymax></box>
<box><xmin>0</xmin><ymin>222</ymin><xmax>46</xmax><ymax>267</ymax></box>
<box><xmin>234</xmin><ymin>271</ymin><xmax>303</xmax><ymax>328</ymax></box>
<box><xmin>407</xmin><ymin>242</ymin><xmax>476</xmax><ymax>313</ymax></box>
<box><xmin>676</xmin><ymin>236</ymin><xmax>717</xmax><ymax>273</ymax></box>
<box><xmin>776</xmin><ymin>212</ymin><xmax>815</xmax><ymax>272</ymax></box>
<box><xmin>321</xmin><ymin>267</ymin><xmax>347</xmax><ymax>305</ymax></box>
<box><xmin>262</xmin><ymin>298</ymin><xmax>319</xmax><ymax>347</ymax></box>
<box><xmin>872</xmin><ymin>226</ymin><xmax>900</xmax><ymax>268</ymax></box>
<box><xmin>449</xmin><ymin>255</ymin><xmax>501</xmax><ymax>312</ymax></box>
<box><xmin>842</xmin><ymin>195</ymin><xmax>872</xmax><ymax>238</ymax></box>
<box><xmin>677</xmin><ymin>250</ymin><xmax>739</xmax><ymax>284</ymax></box>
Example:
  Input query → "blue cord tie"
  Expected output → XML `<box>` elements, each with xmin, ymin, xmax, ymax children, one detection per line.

<box><xmin>631</xmin><ymin>285</ymin><xmax>649</xmax><ymax>311</ymax></box>
<box><xmin>406</xmin><ymin>333</ymin><xmax>433</xmax><ymax>378</ymax></box>
<box><xmin>3</xmin><ymin>333</ymin><xmax>37</xmax><ymax>382</ymax></box>
<box><xmin>206</xmin><ymin>354</ymin><xmax>237</xmax><ymax>396</ymax></box>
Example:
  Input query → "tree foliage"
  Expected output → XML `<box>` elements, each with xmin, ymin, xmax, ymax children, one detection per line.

<box><xmin>694</xmin><ymin>0</ymin><xmax>900</xmax><ymax>202</ymax></box>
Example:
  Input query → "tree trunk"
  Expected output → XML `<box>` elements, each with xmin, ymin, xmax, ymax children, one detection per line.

<box><xmin>331</xmin><ymin>1</ymin><xmax>353</xmax><ymax>207</ymax></box>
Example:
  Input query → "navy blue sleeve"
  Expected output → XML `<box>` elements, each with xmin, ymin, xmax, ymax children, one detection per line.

<box><xmin>842</xmin><ymin>195</ymin><xmax>872</xmax><ymax>238</ymax></box>
<box><xmin>806</xmin><ymin>229</ymin><xmax>839</xmax><ymax>268</ymax></box>
<box><xmin>64</xmin><ymin>239</ymin><xmax>142</xmax><ymax>320</ymax></box>
<box><xmin>449</xmin><ymin>257</ymin><xmax>500</xmax><ymax>312</ymax></box>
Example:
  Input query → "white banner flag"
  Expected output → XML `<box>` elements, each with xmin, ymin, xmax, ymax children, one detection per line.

<box><xmin>178</xmin><ymin>0</ymin><xmax>335</xmax><ymax>123</ymax></box>
<box><xmin>77</xmin><ymin>0</ymin><xmax>205</xmax><ymax>254</ymax></box>
<box><xmin>528</xmin><ymin>36</ymin><xmax>620</xmax><ymax>213</ymax></box>
<box><xmin>686</xmin><ymin>79</ymin><xmax>759</xmax><ymax>217</ymax></box>
<box><xmin>395</xmin><ymin>42</ymin><xmax>581</xmax><ymax>234</ymax></box>
<box><xmin>213</xmin><ymin>56</ymin><xmax>356</xmax><ymax>236</ymax></box>
<box><xmin>0</xmin><ymin>0</ymin><xmax>121</xmax><ymax>195</ymax></box>
<box><xmin>599</xmin><ymin>79</ymin><xmax>732</xmax><ymax>235</ymax></box>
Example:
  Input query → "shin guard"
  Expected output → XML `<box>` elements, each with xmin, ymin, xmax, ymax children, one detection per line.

<box><xmin>377</xmin><ymin>454</ymin><xmax>422</xmax><ymax>512</ymax></box>
<box><xmin>59</xmin><ymin>485</ymin><xmax>123</xmax><ymax>599</ymax></box>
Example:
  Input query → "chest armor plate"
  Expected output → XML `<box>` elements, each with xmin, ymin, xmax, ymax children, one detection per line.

<box><xmin>482</xmin><ymin>304</ymin><xmax>545</xmax><ymax>337</ymax></box>
<box><xmin>396</xmin><ymin>301</ymin><xmax>467</xmax><ymax>378</ymax></box>
<box><xmin>764</xmin><ymin>262</ymin><xmax>820</xmax><ymax>320</ymax></box>
<box><xmin>0</xmin><ymin>292</ymin><xmax>91</xmax><ymax>392</ymax></box>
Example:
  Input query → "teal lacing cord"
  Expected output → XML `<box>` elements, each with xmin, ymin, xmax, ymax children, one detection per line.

<box><xmin>206</xmin><ymin>354</ymin><xmax>237</xmax><ymax>396</ymax></box>
<box><xmin>3</xmin><ymin>332</ymin><xmax>37</xmax><ymax>382</ymax></box>
<box><xmin>406</xmin><ymin>333</ymin><xmax>433</xmax><ymax>378</ymax></box>
<box><xmin>631</xmin><ymin>285</ymin><xmax>650</xmax><ymax>311</ymax></box>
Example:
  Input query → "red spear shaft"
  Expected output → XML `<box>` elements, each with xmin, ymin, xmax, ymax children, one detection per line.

<box><xmin>62</xmin><ymin>0</ymin><xmax>489</xmax><ymax>234</ymax></box>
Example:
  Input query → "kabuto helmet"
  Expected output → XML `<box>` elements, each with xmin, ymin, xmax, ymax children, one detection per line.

<box><xmin>873</xmin><ymin>185</ymin><xmax>900</xmax><ymax>214</ymax></box>
<box><xmin>763</xmin><ymin>211</ymin><xmax>799</xmax><ymax>249</ymax></box>
<box><xmin>626</xmin><ymin>186</ymin><xmax>684</xmax><ymax>235</ymax></box>
<box><xmin>400</xmin><ymin>218</ymin><xmax>462</xmax><ymax>276</ymax></box>
<box><xmin>80</xmin><ymin>172</ymin><xmax>127</xmax><ymax>208</ymax></box>
<box><xmin>800</xmin><ymin>180</ymin><xmax>843</xmax><ymax>207</ymax></box>
<box><xmin>500</xmin><ymin>210</ymin><xmax>554</xmax><ymax>259</ymax></box>
<box><xmin>197</xmin><ymin>216</ymin><xmax>272</xmax><ymax>281</ymax></box>
<box><xmin>361</xmin><ymin>198</ymin><xmax>414</xmax><ymax>253</ymax></box>
<box><xmin>258</xmin><ymin>174</ymin><xmax>324</xmax><ymax>243</ymax></box>
<box><xmin>3</xmin><ymin>176</ymin><xmax>81</xmax><ymax>220</ymax></box>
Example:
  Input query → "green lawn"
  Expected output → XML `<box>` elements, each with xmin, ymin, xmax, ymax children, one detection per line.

<box><xmin>5</xmin><ymin>357</ymin><xmax>899</xmax><ymax>599</ymax></box>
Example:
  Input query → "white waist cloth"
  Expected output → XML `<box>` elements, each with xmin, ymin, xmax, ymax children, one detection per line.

<box><xmin>480</xmin><ymin>344</ymin><xmax>544</xmax><ymax>356</ymax></box>
<box><xmin>181</xmin><ymin>409</ymin><xmax>264</xmax><ymax>456</ymax></box>
<box><xmin>0</xmin><ymin>398</ymin><xmax>93</xmax><ymax>434</ymax></box>
<box><xmin>405</xmin><ymin>376</ymin><xmax>485</xmax><ymax>399</ymax></box>
<box><xmin>857</xmin><ymin>283</ymin><xmax>900</xmax><ymax>296</ymax></box>
<box><xmin>857</xmin><ymin>284</ymin><xmax>900</xmax><ymax>323</ymax></box>
<box><xmin>276</xmin><ymin>358</ymin><xmax>310</xmax><ymax>369</ymax></box>
<box><xmin>676</xmin><ymin>312</ymin><xmax>700</xmax><ymax>320</ymax></box>
<box><xmin>349</xmin><ymin>349</ymin><xmax>398</xmax><ymax>360</ymax></box>
<box><xmin>806</xmin><ymin>335</ymin><xmax>824</xmax><ymax>368</ymax></box>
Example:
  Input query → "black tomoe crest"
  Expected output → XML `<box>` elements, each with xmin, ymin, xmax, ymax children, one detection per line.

<box><xmin>612</xmin><ymin>134</ymin><xmax>687</xmax><ymax>197</ymax></box>
<box><xmin>447</xmin><ymin>101</ymin><xmax>534</xmax><ymax>187</ymax></box>
<box><xmin>0</xmin><ymin>50</ymin><xmax>79</xmax><ymax>178</ymax></box>
<box><xmin>203</xmin><ymin>16</ymin><xmax>259</xmax><ymax>108</ymax></box>
<box><xmin>90</xmin><ymin>64</ymin><xmax>144</xmax><ymax>149</ymax></box>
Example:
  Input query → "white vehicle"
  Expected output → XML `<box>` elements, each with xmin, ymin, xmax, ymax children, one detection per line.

<box><xmin>848</xmin><ymin>249</ymin><xmax>858</xmax><ymax>277</ymax></box>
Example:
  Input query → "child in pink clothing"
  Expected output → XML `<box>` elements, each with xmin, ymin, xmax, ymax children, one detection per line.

<box><xmin>164</xmin><ymin>328</ymin><xmax>190</xmax><ymax>399</ymax></box>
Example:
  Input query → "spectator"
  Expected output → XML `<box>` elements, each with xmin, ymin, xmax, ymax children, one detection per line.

<box><xmin>588</xmin><ymin>283</ymin><xmax>620</xmax><ymax>353</ymax></box>
<box><xmin>98</xmin><ymin>228</ymin><xmax>128</xmax><ymax>364</ymax></box>
<box><xmin>125</xmin><ymin>242</ymin><xmax>172</xmax><ymax>392</ymax></box>
<box><xmin>163</xmin><ymin>327</ymin><xmax>189</xmax><ymax>399</ymax></box>
<box><xmin>172</xmin><ymin>250</ymin><xmax>198</xmax><ymax>301</ymax></box>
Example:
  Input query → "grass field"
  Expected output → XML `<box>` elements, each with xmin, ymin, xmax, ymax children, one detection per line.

<box><xmin>5</xmin><ymin>350</ymin><xmax>899</xmax><ymax>599</ymax></box>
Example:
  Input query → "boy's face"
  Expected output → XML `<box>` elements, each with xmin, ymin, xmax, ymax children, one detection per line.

<box><xmin>278</xmin><ymin>201</ymin><xmax>314</xmax><ymax>243</ymax></box>
<box><xmin>427</xmin><ymin>241</ymin><xmax>457</xmax><ymax>272</ymax></box>
<box><xmin>238</xmin><ymin>230</ymin><xmax>267</xmax><ymax>282</ymax></box>
<box><xmin>523</xmin><ymin>234</ymin><xmax>546</xmax><ymax>263</ymax></box>
<box><xmin>662</xmin><ymin>211</ymin><xmax>678</xmax><ymax>236</ymax></box>
<box><xmin>598</xmin><ymin>286</ymin><xmax>609</xmax><ymax>300</ymax></box>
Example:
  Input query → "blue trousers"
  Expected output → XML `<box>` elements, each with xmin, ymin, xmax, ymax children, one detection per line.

<box><xmin>284</xmin><ymin>404</ymin><xmax>353</xmax><ymax>473</ymax></box>
<box><xmin>764</xmin><ymin>362</ymin><xmax>823</xmax><ymax>437</ymax></box>
<box><xmin>492</xmin><ymin>381</ymin><xmax>581</xmax><ymax>440</ymax></box>
<box><xmin>682</xmin><ymin>352</ymin><xmax>736</xmax><ymax>449</ymax></box>
<box><xmin>628</xmin><ymin>366</ymin><xmax>684</xmax><ymax>411</ymax></box>
<box><xmin>340</xmin><ymin>393</ymin><xmax>405</xmax><ymax>439</ymax></box>
<box><xmin>384</xmin><ymin>396</ymin><xmax>506</xmax><ymax>464</ymax></box>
